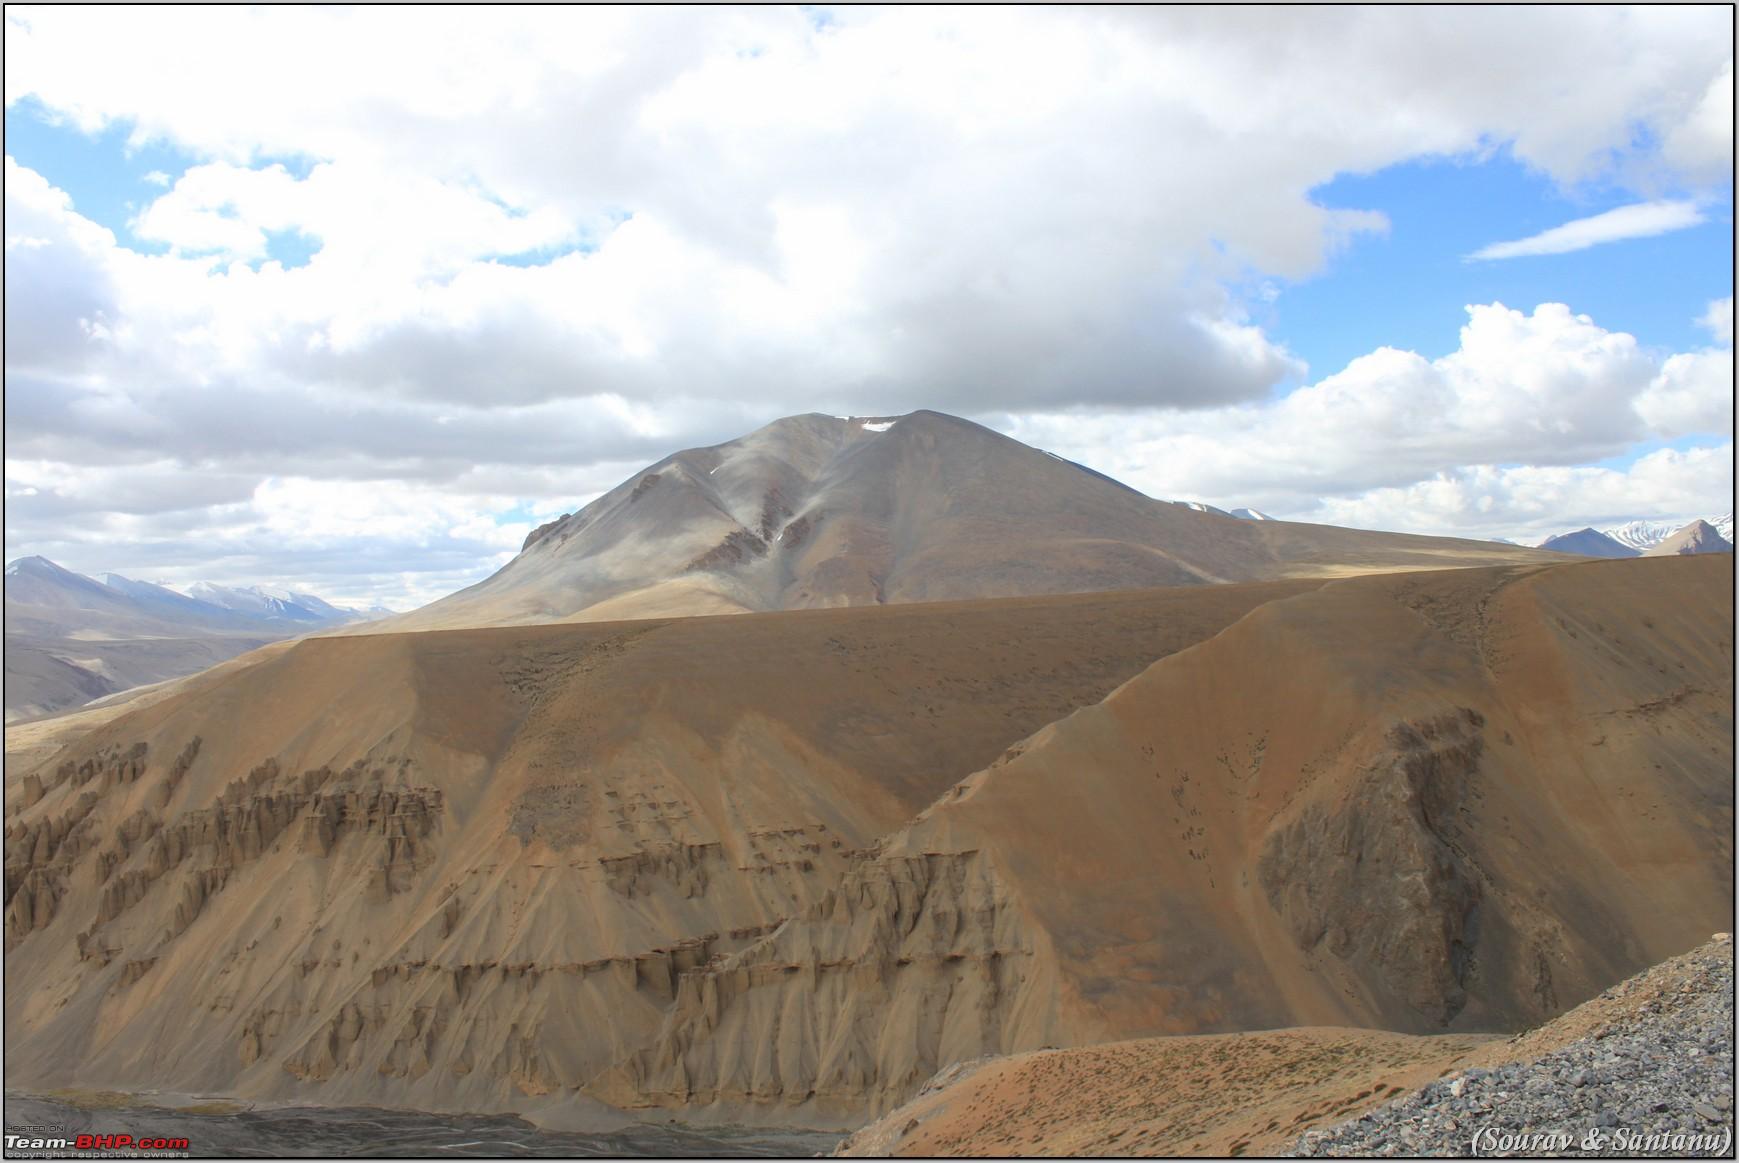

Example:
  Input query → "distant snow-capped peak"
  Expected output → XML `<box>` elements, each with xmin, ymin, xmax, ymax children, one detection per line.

<box><xmin>1533</xmin><ymin>513</ymin><xmax>1733</xmax><ymax>552</ymax></box>
<box><xmin>1599</xmin><ymin>519</ymin><xmax>1684</xmax><ymax>552</ymax></box>
<box><xmin>182</xmin><ymin>580</ymin><xmax>372</xmax><ymax>623</ymax></box>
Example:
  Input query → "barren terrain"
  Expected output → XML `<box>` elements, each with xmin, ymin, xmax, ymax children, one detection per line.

<box><xmin>4</xmin><ymin>555</ymin><xmax>1730</xmax><ymax>1134</ymax></box>
<box><xmin>837</xmin><ymin>936</ymin><xmax>1735</xmax><ymax>1157</ymax></box>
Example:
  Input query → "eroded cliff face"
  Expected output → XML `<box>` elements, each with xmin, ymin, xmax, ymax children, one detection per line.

<box><xmin>1258</xmin><ymin>708</ymin><xmax>1486</xmax><ymax>1028</ymax></box>
<box><xmin>2</xmin><ymin>558</ymin><xmax>1731</xmax><ymax>1127</ymax></box>
<box><xmin>581</xmin><ymin>557</ymin><xmax>1731</xmax><ymax>1123</ymax></box>
<box><xmin>5</xmin><ymin>582</ymin><xmax>1315</xmax><ymax>1122</ymax></box>
<box><xmin>591</xmin><ymin>847</ymin><xmax>1055</xmax><ymax>1119</ymax></box>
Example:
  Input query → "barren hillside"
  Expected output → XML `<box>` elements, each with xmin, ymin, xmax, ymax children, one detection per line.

<box><xmin>835</xmin><ymin>936</ymin><xmax>1734</xmax><ymax>1157</ymax></box>
<box><xmin>4</xmin><ymin>580</ymin><xmax>1314</xmax><ymax>1127</ymax></box>
<box><xmin>3</xmin><ymin>556</ymin><xmax>1730</xmax><ymax>1131</ymax></box>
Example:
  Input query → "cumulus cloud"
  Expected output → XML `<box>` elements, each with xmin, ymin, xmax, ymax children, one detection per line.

<box><xmin>1635</xmin><ymin>350</ymin><xmax>1734</xmax><ymax>440</ymax></box>
<box><xmin>1004</xmin><ymin>301</ymin><xmax>1733</xmax><ymax>541</ymax></box>
<box><xmin>4</xmin><ymin>157</ymin><xmax>122</xmax><ymax>373</ymax></box>
<box><xmin>131</xmin><ymin>160</ymin><xmax>578</xmax><ymax>269</ymax></box>
<box><xmin>1701</xmin><ymin>295</ymin><xmax>1733</xmax><ymax>346</ymax></box>
<box><xmin>3</xmin><ymin>7</ymin><xmax>1734</xmax><ymax>602</ymax></box>
<box><xmin>1467</xmin><ymin>201</ymin><xmax>1707</xmax><ymax>261</ymax></box>
<box><xmin>1662</xmin><ymin>61</ymin><xmax>1735</xmax><ymax>186</ymax></box>
<box><xmin>1305</xmin><ymin>445</ymin><xmax>1735</xmax><ymax>545</ymax></box>
<box><xmin>1633</xmin><ymin>294</ymin><xmax>1736</xmax><ymax>440</ymax></box>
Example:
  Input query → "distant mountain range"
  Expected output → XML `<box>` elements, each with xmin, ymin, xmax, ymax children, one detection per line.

<box><xmin>1536</xmin><ymin>515</ymin><xmax>1734</xmax><ymax>560</ymax></box>
<box><xmin>183</xmin><ymin>579</ymin><xmax>393</xmax><ymax>626</ymax></box>
<box><xmin>4</xmin><ymin>557</ymin><xmax>391</xmax><ymax>721</ymax></box>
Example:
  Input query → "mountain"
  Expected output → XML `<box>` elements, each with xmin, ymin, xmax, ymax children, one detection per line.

<box><xmin>6</xmin><ymin>556</ymin><xmax>141</xmax><ymax>615</ymax></box>
<box><xmin>184</xmin><ymin>581</ymin><xmax>365</xmax><ymax>626</ymax></box>
<box><xmin>1536</xmin><ymin>528</ymin><xmax>1638</xmax><ymax>558</ymax></box>
<box><xmin>1644</xmin><ymin>519</ymin><xmax>1735</xmax><ymax>557</ymax></box>
<box><xmin>1527</xmin><ymin>513</ymin><xmax>1735</xmax><ymax>555</ymax></box>
<box><xmin>4</xmin><ymin>554</ymin><xmax>1729</xmax><ymax>1127</ymax></box>
<box><xmin>97</xmin><ymin>573</ymin><xmax>279</xmax><ymax>632</ymax></box>
<box><xmin>1599</xmin><ymin>519</ymin><xmax>1685</xmax><ymax>554</ymax></box>
<box><xmin>1230</xmin><ymin>507</ymin><xmax>1278</xmax><ymax>521</ymax></box>
<box><xmin>381</xmin><ymin>411</ymin><xmax>1561</xmax><ymax>631</ymax></box>
<box><xmin>4</xmin><ymin>560</ymin><xmax>388</xmax><ymax>722</ymax></box>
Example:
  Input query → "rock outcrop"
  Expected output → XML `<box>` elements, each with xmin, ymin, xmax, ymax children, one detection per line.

<box><xmin>592</xmin><ymin>847</ymin><xmax>1049</xmax><ymax>1119</ymax></box>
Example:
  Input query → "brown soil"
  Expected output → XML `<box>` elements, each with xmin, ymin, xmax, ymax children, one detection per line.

<box><xmin>835</xmin><ymin>1028</ymin><xmax>1495</xmax><ymax>1157</ymax></box>
<box><xmin>837</xmin><ymin>935</ymin><xmax>1736</xmax><ymax>1157</ymax></box>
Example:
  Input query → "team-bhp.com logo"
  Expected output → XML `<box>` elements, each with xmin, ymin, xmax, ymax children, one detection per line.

<box><xmin>4</xmin><ymin>1131</ymin><xmax>190</xmax><ymax>1157</ymax></box>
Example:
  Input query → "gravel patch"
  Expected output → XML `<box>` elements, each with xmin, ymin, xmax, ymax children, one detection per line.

<box><xmin>1292</xmin><ymin>936</ymin><xmax>1735</xmax><ymax>1158</ymax></box>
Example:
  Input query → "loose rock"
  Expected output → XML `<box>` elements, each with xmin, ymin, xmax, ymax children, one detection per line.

<box><xmin>1292</xmin><ymin>938</ymin><xmax>1735</xmax><ymax>1158</ymax></box>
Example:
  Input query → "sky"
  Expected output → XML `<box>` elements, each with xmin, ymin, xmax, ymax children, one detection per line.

<box><xmin>3</xmin><ymin>5</ymin><xmax>1733</xmax><ymax>609</ymax></box>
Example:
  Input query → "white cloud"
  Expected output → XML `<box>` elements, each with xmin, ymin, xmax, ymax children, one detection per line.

<box><xmin>1468</xmin><ymin>201</ymin><xmax>1706</xmax><ymax>261</ymax></box>
<box><xmin>1701</xmin><ymin>295</ymin><xmax>1733</xmax><ymax>346</ymax></box>
<box><xmin>141</xmin><ymin>169</ymin><xmax>170</xmax><ymax>187</ymax></box>
<box><xmin>1633</xmin><ymin>294</ymin><xmax>1736</xmax><ymax>440</ymax></box>
<box><xmin>1305</xmin><ymin>445</ymin><xmax>1734</xmax><ymax>545</ymax></box>
<box><xmin>1635</xmin><ymin>350</ymin><xmax>1734</xmax><ymax>440</ymax></box>
<box><xmin>3</xmin><ymin>156</ymin><xmax>122</xmax><ymax>374</ymax></box>
<box><xmin>131</xmin><ymin>160</ymin><xmax>578</xmax><ymax>271</ymax></box>
<box><xmin>3</xmin><ymin>8</ymin><xmax>1734</xmax><ymax>604</ymax></box>
<box><xmin>1662</xmin><ymin>61</ymin><xmax>1734</xmax><ymax>185</ymax></box>
<box><xmin>1003</xmin><ymin>300</ymin><xmax>1733</xmax><ymax>540</ymax></box>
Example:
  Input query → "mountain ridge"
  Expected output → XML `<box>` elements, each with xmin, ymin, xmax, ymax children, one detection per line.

<box><xmin>1645</xmin><ymin>519</ymin><xmax>1733</xmax><ymax>557</ymax></box>
<box><xmin>4</xmin><ymin>558</ymin><xmax>391</xmax><ymax>722</ymax></box>
<box><xmin>1535</xmin><ymin>514</ymin><xmax>1734</xmax><ymax>557</ymax></box>
<box><xmin>376</xmin><ymin>410</ymin><xmax>1563</xmax><ymax>632</ymax></box>
<box><xmin>1537</xmin><ymin>528</ymin><xmax>1638</xmax><ymax>559</ymax></box>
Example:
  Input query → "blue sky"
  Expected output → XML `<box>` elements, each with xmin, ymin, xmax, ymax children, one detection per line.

<box><xmin>5</xmin><ymin>96</ymin><xmax>329</xmax><ymax>266</ymax></box>
<box><xmin>5</xmin><ymin>96</ymin><xmax>194</xmax><ymax>246</ymax></box>
<box><xmin>1273</xmin><ymin>154</ymin><xmax>1732</xmax><ymax>383</ymax></box>
<box><xmin>3</xmin><ymin>7</ymin><xmax>1732</xmax><ymax>605</ymax></box>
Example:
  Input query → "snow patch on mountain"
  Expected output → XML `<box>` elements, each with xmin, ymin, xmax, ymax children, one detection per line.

<box><xmin>1170</xmin><ymin>500</ymin><xmax>1232</xmax><ymax>517</ymax></box>
<box><xmin>1599</xmin><ymin>520</ymin><xmax>1685</xmax><ymax>553</ymax></box>
<box><xmin>181</xmin><ymin>581</ymin><xmax>376</xmax><ymax>625</ymax></box>
<box><xmin>1533</xmin><ymin>513</ymin><xmax>1734</xmax><ymax>554</ymax></box>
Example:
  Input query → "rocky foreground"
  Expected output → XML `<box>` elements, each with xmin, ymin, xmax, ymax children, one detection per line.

<box><xmin>1294</xmin><ymin>934</ymin><xmax>1735</xmax><ymax>1157</ymax></box>
<box><xmin>835</xmin><ymin>936</ymin><xmax>1736</xmax><ymax>1157</ymax></box>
